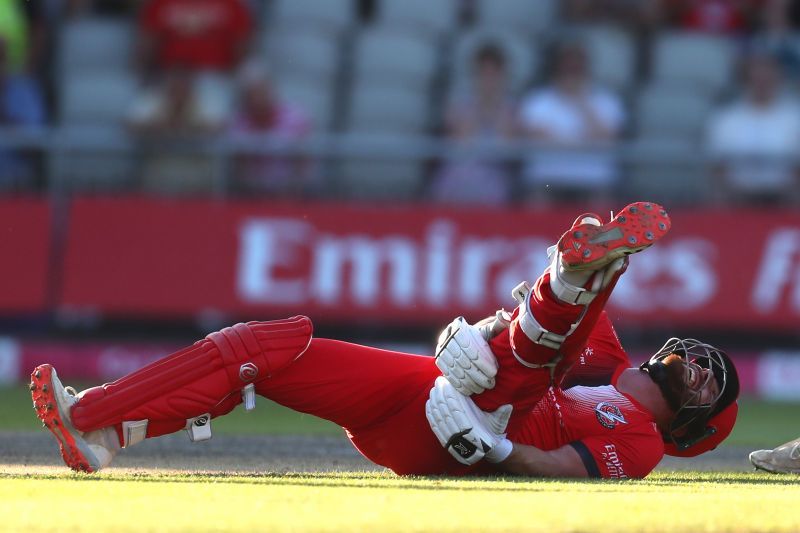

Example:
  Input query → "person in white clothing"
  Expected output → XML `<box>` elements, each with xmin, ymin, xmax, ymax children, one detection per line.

<box><xmin>707</xmin><ymin>47</ymin><xmax>800</xmax><ymax>205</ymax></box>
<box><xmin>518</xmin><ymin>39</ymin><xmax>626</xmax><ymax>205</ymax></box>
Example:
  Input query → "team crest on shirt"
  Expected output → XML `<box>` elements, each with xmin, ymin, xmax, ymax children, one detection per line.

<box><xmin>595</xmin><ymin>402</ymin><xmax>628</xmax><ymax>429</ymax></box>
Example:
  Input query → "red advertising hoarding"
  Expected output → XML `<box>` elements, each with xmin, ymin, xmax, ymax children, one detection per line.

<box><xmin>58</xmin><ymin>198</ymin><xmax>800</xmax><ymax>330</ymax></box>
<box><xmin>0</xmin><ymin>336</ymin><xmax>767</xmax><ymax>397</ymax></box>
<box><xmin>0</xmin><ymin>198</ymin><xmax>52</xmax><ymax>313</ymax></box>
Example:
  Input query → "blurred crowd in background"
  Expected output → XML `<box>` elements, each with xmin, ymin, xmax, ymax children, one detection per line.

<box><xmin>3</xmin><ymin>0</ymin><xmax>800</xmax><ymax>207</ymax></box>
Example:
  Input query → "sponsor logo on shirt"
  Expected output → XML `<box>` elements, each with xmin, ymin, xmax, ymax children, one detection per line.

<box><xmin>595</xmin><ymin>402</ymin><xmax>628</xmax><ymax>429</ymax></box>
<box><xmin>602</xmin><ymin>444</ymin><xmax>628</xmax><ymax>479</ymax></box>
<box><xmin>579</xmin><ymin>346</ymin><xmax>594</xmax><ymax>366</ymax></box>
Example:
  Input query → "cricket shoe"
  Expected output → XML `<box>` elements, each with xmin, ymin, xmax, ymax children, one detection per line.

<box><xmin>558</xmin><ymin>201</ymin><xmax>670</xmax><ymax>272</ymax></box>
<box><xmin>30</xmin><ymin>364</ymin><xmax>104</xmax><ymax>473</ymax></box>
<box><xmin>749</xmin><ymin>438</ymin><xmax>800</xmax><ymax>475</ymax></box>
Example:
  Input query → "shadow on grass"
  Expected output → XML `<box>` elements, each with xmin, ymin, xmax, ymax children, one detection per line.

<box><xmin>3</xmin><ymin>470</ymin><xmax>798</xmax><ymax>491</ymax></box>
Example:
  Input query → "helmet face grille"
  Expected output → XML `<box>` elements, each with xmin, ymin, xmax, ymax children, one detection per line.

<box><xmin>643</xmin><ymin>338</ymin><xmax>740</xmax><ymax>449</ymax></box>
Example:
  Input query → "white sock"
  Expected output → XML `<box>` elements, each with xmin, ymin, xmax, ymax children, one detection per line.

<box><xmin>558</xmin><ymin>261</ymin><xmax>594</xmax><ymax>288</ymax></box>
<box><xmin>83</xmin><ymin>427</ymin><xmax>121</xmax><ymax>469</ymax></box>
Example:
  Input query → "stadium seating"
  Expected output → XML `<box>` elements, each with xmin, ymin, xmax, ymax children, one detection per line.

<box><xmin>336</xmin><ymin>151</ymin><xmax>425</xmax><ymax>201</ymax></box>
<box><xmin>651</xmin><ymin>32</ymin><xmax>735</xmax><ymax>95</ymax></box>
<box><xmin>55</xmin><ymin>17</ymin><xmax>138</xmax><ymax>190</ymax></box>
<box><xmin>373</xmin><ymin>0</ymin><xmax>460</xmax><ymax>36</ymax></box>
<box><xmin>351</xmin><ymin>27</ymin><xmax>441</xmax><ymax>90</ymax></box>
<box><xmin>636</xmin><ymin>84</ymin><xmax>713</xmax><ymax>138</ymax></box>
<box><xmin>58</xmin><ymin>18</ymin><xmax>133</xmax><ymax>79</ymax></box>
<box><xmin>473</xmin><ymin>0</ymin><xmax>558</xmax><ymax>37</ymax></box>
<box><xmin>274</xmin><ymin>75</ymin><xmax>336</xmax><ymax>131</ymax></box>
<box><xmin>263</xmin><ymin>26</ymin><xmax>343</xmax><ymax>82</ymax></box>
<box><xmin>346</xmin><ymin>83</ymin><xmax>430</xmax><ymax>133</ymax></box>
<box><xmin>60</xmin><ymin>72</ymin><xmax>137</xmax><ymax>128</ymax></box>
<box><xmin>261</xmin><ymin>26</ymin><xmax>343</xmax><ymax>130</ymax></box>
<box><xmin>269</xmin><ymin>0</ymin><xmax>356</xmax><ymax>32</ymax></box>
<box><xmin>340</xmin><ymin>24</ymin><xmax>440</xmax><ymax>199</ymax></box>
<box><xmin>5</xmin><ymin>2</ymin><xmax>761</xmax><ymax>204</ymax></box>
<box><xmin>576</xmin><ymin>25</ymin><xmax>636</xmax><ymax>93</ymax></box>
<box><xmin>626</xmin><ymin>160</ymin><xmax>709</xmax><ymax>205</ymax></box>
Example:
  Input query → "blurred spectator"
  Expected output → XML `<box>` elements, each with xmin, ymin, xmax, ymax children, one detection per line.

<box><xmin>228</xmin><ymin>60</ymin><xmax>314</xmax><ymax>196</ymax></box>
<box><xmin>137</xmin><ymin>0</ymin><xmax>253</xmax><ymax>77</ymax></box>
<box><xmin>127</xmin><ymin>67</ymin><xmax>225</xmax><ymax>194</ymax></box>
<box><xmin>707</xmin><ymin>48</ymin><xmax>800</xmax><ymax>204</ymax></box>
<box><xmin>430</xmin><ymin>43</ymin><xmax>516</xmax><ymax>205</ymax></box>
<box><xmin>660</xmin><ymin>0</ymin><xmax>759</xmax><ymax>35</ymax></box>
<box><xmin>518</xmin><ymin>40</ymin><xmax>625</xmax><ymax>205</ymax></box>
<box><xmin>754</xmin><ymin>0</ymin><xmax>800</xmax><ymax>80</ymax></box>
<box><xmin>0</xmin><ymin>0</ymin><xmax>46</xmax><ymax>75</ymax></box>
<box><xmin>0</xmin><ymin>37</ymin><xmax>45</xmax><ymax>189</ymax></box>
<box><xmin>126</xmin><ymin>0</ymin><xmax>253</xmax><ymax>195</ymax></box>
<box><xmin>128</xmin><ymin>68</ymin><xmax>226</xmax><ymax>134</ymax></box>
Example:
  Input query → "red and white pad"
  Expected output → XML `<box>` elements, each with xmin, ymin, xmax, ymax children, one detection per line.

<box><xmin>70</xmin><ymin>316</ymin><xmax>313</xmax><ymax>446</ymax></box>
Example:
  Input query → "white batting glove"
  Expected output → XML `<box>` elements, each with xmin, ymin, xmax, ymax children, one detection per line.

<box><xmin>426</xmin><ymin>376</ymin><xmax>513</xmax><ymax>466</ymax></box>
<box><xmin>434</xmin><ymin>316</ymin><xmax>499</xmax><ymax>396</ymax></box>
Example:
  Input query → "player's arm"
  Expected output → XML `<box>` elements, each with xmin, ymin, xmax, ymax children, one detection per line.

<box><xmin>426</xmin><ymin>378</ymin><xmax>592</xmax><ymax>476</ymax></box>
<box><xmin>426</xmin><ymin>377</ymin><xmax>594</xmax><ymax>477</ymax></box>
<box><xmin>493</xmin><ymin>443</ymin><xmax>589</xmax><ymax>478</ymax></box>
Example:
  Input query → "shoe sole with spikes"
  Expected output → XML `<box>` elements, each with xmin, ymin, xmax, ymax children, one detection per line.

<box><xmin>30</xmin><ymin>364</ymin><xmax>99</xmax><ymax>473</ymax></box>
<box><xmin>558</xmin><ymin>201</ymin><xmax>671</xmax><ymax>272</ymax></box>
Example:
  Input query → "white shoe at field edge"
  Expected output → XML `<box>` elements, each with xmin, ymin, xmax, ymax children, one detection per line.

<box><xmin>749</xmin><ymin>438</ymin><xmax>800</xmax><ymax>474</ymax></box>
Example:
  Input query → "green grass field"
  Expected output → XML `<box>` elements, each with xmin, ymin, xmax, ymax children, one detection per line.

<box><xmin>3</xmin><ymin>385</ymin><xmax>800</xmax><ymax>532</ymax></box>
<box><xmin>2</xmin><ymin>471</ymin><xmax>799</xmax><ymax>532</ymax></box>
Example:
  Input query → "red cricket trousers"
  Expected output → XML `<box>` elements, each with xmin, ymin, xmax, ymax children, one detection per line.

<box><xmin>253</xmin><ymin>272</ymin><xmax>618</xmax><ymax>475</ymax></box>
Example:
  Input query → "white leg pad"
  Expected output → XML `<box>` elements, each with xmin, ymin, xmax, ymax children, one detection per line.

<box><xmin>121</xmin><ymin>419</ymin><xmax>148</xmax><ymax>448</ymax></box>
<box><xmin>516</xmin><ymin>289</ymin><xmax>567</xmax><ymax>351</ymax></box>
<box><xmin>242</xmin><ymin>384</ymin><xmax>256</xmax><ymax>411</ymax></box>
<box><xmin>186</xmin><ymin>413</ymin><xmax>212</xmax><ymax>442</ymax></box>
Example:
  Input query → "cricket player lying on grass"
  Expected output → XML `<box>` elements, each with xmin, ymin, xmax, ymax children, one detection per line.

<box><xmin>31</xmin><ymin>201</ymin><xmax>740</xmax><ymax>479</ymax></box>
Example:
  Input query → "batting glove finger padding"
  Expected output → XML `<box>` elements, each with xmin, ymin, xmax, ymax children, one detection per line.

<box><xmin>425</xmin><ymin>376</ymin><xmax>513</xmax><ymax>466</ymax></box>
<box><xmin>435</xmin><ymin>317</ymin><xmax>499</xmax><ymax>396</ymax></box>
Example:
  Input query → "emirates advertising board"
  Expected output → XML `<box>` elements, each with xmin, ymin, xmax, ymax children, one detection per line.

<box><xmin>53</xmin><ymin>198</ymin><xmax>800</xmax><ymax>330</ymax></box>
<box><xmin>0</xmin><ymin>198</ymin><xmax>52</xmax><ymax>314</ymax></box>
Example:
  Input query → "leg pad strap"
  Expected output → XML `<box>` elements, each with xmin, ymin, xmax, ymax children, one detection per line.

<box><xmin>513</xmin><ymin>281</ymin><xmax>568</xmax><ymax>351</ymax></box>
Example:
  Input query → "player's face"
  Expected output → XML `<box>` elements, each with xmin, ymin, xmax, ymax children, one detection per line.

<box><xmin>684</xmin><ymin>362</ymin><xmax>719</xmax><ymax>407</ymax></box>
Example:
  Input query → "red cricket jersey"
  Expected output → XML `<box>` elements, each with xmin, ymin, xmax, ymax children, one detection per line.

<box><xmin>508</xmin><ymin>311</ymin><xmax>665</xmax><ymax>478</ymax></box>
<box><xmin>141</xmin><ymin>0</ymin><xmax>252</xmax><ymax>71</ymax></box>
<box><xmin>511</xmin><ymin>383</ymin><xmax>665</xmax><ymax>479</ymax></box>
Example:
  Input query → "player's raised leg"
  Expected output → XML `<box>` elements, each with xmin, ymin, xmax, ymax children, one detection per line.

<box><xmin>473</xmin><ymin>201</ymin><xmax>670</xmax><ymax>415</ymax></box>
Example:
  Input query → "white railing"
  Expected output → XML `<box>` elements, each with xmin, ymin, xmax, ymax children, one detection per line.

<box><xmin>0</xmin><ymin>125</ymin><xmax>727</xmax><ymax>201</ymax></box>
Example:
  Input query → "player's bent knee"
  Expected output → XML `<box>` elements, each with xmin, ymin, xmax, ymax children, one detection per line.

<box><xmin>207</xmin><ymin>315</ymin><xmax>314</xmax><ymax>380</ymax></box>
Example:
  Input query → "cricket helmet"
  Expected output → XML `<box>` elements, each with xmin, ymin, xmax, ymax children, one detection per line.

<box><xmin>640</xmin><ymin>338</ymin><xmax>740</xmax><ymax>457</ymax></box>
